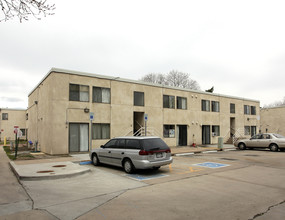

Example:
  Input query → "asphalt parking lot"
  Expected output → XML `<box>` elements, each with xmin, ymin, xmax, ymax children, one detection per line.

<box><xmin>2</xmin><ymin>149</ymin><xmax>285</xmax><ymax>220</ymax></box>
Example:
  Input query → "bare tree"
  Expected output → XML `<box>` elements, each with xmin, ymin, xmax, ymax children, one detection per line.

<box><xmin>0</xmin><ymin>0</ymin><xmax>55</xmax><ymax>22</ymax></box>
<box><xmin>140</xmin><ymin>73</ymin><xmax>167</xmax><ymax>85</ymax></box>
<box><xmin>140</xmin><ymin>70</ymin><xmax>201</xmax><ymax>90</ymax></box>
<box><xmin>263</xmin><ymin>96</ymin><xmax>285</xmax><ymax>108</ymax></box>
<box><xmin>166</xmin><ymin>70</ymin><xmax>200</xmax><ymax>90</ymax></box>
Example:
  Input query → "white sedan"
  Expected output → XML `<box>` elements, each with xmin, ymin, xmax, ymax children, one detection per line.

<box><xmin>234</xmin><ymin>133</ymin><xmax>285</xmax><ymax>152</ymax></box>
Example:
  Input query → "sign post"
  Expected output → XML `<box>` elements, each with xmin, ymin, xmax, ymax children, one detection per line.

<box><xmin>144</xmin><ymin>114</ymin><xmax>148</xmax><ymax>136</ymax></box>
<box><xmin>89</xmin><ymin>112</ymin><xmax>94</xmax><ymax>151</ymax></box>
<box><xmin>14</xmin><ymin>126</ymin><xmax>19</xmax><ymax>159</ymax></box>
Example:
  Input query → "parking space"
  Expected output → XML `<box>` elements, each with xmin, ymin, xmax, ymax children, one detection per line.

<box><xmin>87</xmin><ymin>149</ymin><xmax>285</xmax><ymax>185</ymax></box>
<box><xmin>86</xmin><ymin>151</ymin><xmax>242</xmax><ymax>184</ymax></box>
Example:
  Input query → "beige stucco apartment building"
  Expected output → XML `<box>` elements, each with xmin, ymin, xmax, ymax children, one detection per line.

<box><xmin>0</xmin><ymin>108</ymin><xmax>27</xmax><ymax>141</ymax></box>
<box><xmin>27</xmin><ymin>68</ymin><xmax>260</xmax><ymax>155</ymax></box>
<box><xmin>260</xmin><ymin>106</ymin><xmax>285</xmax><ymax>136</ymax></box>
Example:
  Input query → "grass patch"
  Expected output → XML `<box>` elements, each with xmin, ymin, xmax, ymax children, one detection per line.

<box><xmin>3</xmin><ymin>145</ymin><xmax>35</xmax><ymax>160</ymax></box>
<box><xmin>3</xmin><ymin>146</ymin><xmax>16</xmax><ymax>160</ymax></box>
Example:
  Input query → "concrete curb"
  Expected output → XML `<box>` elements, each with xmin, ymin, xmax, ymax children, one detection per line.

<box><xmin>173</xmin><ymin>148</ymin><xmax>237</xmax><ymax>156</ymax></box>
<box><xmin>9</xmin><ymin>161</ymin><xmax>91</xmax><ymax>181</ymax></box>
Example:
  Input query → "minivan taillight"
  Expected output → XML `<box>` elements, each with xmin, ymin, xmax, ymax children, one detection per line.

<box><xmin>166</xmin><ymin>149</ymin><xmax>171</xmax><ymax>153</ymax></box>
<box><xmin>139</xmin><ymin>150</ymin><xmax>154</xmax><ymax>155</ymax></box>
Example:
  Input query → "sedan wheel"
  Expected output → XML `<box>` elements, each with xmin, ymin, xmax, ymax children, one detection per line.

<box><xmin>238</xmin><ymin>143</ymin><xmax>246</xmax><ymax>150</ymax></box>
<box><xmin>123</xmin><ymin>159</ymin><xmax>135</xmax><ymax>174</ymax></box>
<box><xmin>270</xmin><ymin>144</ymin><xmax>279</xmax><ymax>152</ymax></box>
<box><xmin>92</xmin><ymin>154</ymin><xmax>100</xmax><ymax>166</ymax></box>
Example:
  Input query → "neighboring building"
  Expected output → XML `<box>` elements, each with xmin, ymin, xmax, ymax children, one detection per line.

<box><xmin>0</xmin><ymin>108</ymin><xmax>28</xmax><ymax>141</ymax></box>
<box><xmin>260</xmin><ymin>106</ymin><xmax>285</xmax><ymax>136</ymax></box>
<box><xmin>27</xmin><ymin>68</ymin><xmax>260</xmax><ymax>155</ymax></box>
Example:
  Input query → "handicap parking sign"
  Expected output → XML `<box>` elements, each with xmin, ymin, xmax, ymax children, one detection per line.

<box><xmin>193</xmin><ymin>162</ymin><xmax>229</xmax><ymax>169</ymax></box>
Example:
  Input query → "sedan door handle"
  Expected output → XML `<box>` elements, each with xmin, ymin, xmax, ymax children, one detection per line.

<box><xmin>108</xmin><ymin>151</ymin><xmax>111</xmax><ymax>153</ymax></box>
<box><xmin>121</xmin><ymin>152</ymin><xmax>125</xmax><ymax>155</ymax></box>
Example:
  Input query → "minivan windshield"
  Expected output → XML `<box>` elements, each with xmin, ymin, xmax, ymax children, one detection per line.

<box><xmin>141</xmin><ymin>138</ymin><xmax>169</xmax><ymax>150</ymax></box>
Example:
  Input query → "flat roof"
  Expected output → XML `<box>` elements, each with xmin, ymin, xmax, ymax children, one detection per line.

<box><xmin>0</xmin><ymin>108</ymin><xmax>26</xmax><ymax>111</ymax></box>
<box><xmin>261</xmin><ymin>106</ymin><xmax>285</xmax><ymax>110</ymax></box>
<box><xmin>28</xmin><ymin>67</ymin><xmax>260</xmax><ymax>103</ymax></box>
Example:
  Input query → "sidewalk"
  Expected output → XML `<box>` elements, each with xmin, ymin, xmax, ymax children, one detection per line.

<box><xmin>0</xmin><ymin>146</ymin><xmax>33</xmax><ymax>216</ymax></box>
<box><xmin>7</xmin><ymin>144</ymin><xmax>236</xmax><ymax>181</ymax></box>
<box><xmin>170</xmin><ymin>144</ymin><xmax>236</xmax><ymax>155</ymax></box>
<box><xmin>9</xmin><ymin>153</ymin><xmax>91</xmax><ymax>181</ymax></box>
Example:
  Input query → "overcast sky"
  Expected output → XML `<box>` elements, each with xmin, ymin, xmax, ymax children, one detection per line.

<box><xmin>1</xmin><ymin>0</ymin><xmax>284</xmax><ymax>109</ymax></box>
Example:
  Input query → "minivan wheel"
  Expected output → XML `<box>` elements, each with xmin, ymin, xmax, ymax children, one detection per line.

<box><xmin>270</xmin><ymin>144</ymin><xmax>279</xmax><ymax>152</ymax></box>
<box><xmin>238</xmin><ymin>143</ymin><xmax>246</xmax><ymax>150</ymax></box>
<box><xmin>123</xmin><ymin>159</ymin><xmax>135</xmax><ymax>174</ymax></box>
<box><xmin>92</xmin><ymin>154</ymin><xmax>100</xmax><ymax>166</ymax></box>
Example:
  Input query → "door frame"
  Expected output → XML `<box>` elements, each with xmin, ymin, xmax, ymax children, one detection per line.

<box><xmin>202</xmin><ymin>125</ymin><xmax>211</xmax><ymax>145</ymax></box>
<box><xmin>69</xmin><ymin>123</ymin><xmax>89</xmax><ymax>153</ymax></box>
<box><xmin>177</xmin><ymin>125</ymin><xmax>188</xmax><ymax>146</ymax></box>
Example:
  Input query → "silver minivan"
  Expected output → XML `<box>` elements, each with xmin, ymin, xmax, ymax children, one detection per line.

<box><xmin>89</xmin><ymin>136</ymin><xmax>173</xmax><ymax>173</ymax></box>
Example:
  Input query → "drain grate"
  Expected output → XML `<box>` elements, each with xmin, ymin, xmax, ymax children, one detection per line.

<box><xmin>220</xmin><ymin>158</ymin><xmax>238</xmax><ymax>161</ymax></box>
<box><xmin>37</xmin><ymin>170</ymin><xmax>54</xmax><ymax>173</ymax></box>
<box><xmin>244</xmin><ymin>154</ymin><xmax>259</xmax><ymax>157</ymax></box>
<box><xmin>52</xmin><ymin>165</ymin><xmax>66</xmax><ymax>168</ymax></box>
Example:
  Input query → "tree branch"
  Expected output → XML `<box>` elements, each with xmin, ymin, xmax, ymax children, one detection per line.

<box><xmin>0</xmin><ymin>0</ymin><xmax>55</xmax><ymax>22</ymax></box>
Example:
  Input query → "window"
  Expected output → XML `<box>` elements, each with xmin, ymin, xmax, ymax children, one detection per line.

<box><xmin>2</xmin><ymin>113</ymin><xmax>8</xmax><ymax>120</ymax></box>
<box><xmin>26</xmin><ymin>113</ymin><xmax>28</xmax><ymax>120</ymax></box>
<box><xmin>244</xmin><ymin>105</ymin><xmax>256</xmax><ymax>115</ymax></box>
<box><xmin>230</xmin><ymin>103</ymin><xmax>235</xmax><ymax>114</ymax></box>
<box><xmin>211</xmin><ymin>101</ymin><xmax>220</xmax><ymax>112</ymax></box>
<box><xmin>177</xmin><ymin>97</ymin><xmax>187</xmax><ymax>110</ymax></box>
<box><xmin>141</xmin><ymin>138</ymin><xmax>169</xmax><ymax>150</ymax></box>
<box><xmin>202</xmin><ymin>100</ymin><xmax>210</xmax><ymax>111</ymax></box>
<box><xmin>93</xmin><ymin>87</ymin><xmax>110</xmax><ymax>103</ymax></box>
<box><xmin>244</xmin><ymin>126</ymin><xmax>250</xmax><ymax>135</ymax></box>
<box><xmin>212</xmin><ymin>126</ymin><xmax>220</xmax><ymax>136</ymax></box>
<box><xmin>116</xmin><ymin>139</ymin><xmax>126</xmax><ymax>148</ymax></box>
<box><xmin>251</xmin><ymin>106</ymin><xmax>256</xmax><ymax>115</ymax></box>
<box><xmin>92</xmin><ymin>123</ymin><xmax>110</xmax><ymax>139</ymax></box>
<box><xmin>69</xmin><ymin>84</ymin><xmax>89</xmax><ymax>102</ymax></box>
<box><xmin>251</xmin><ymin>126</ymin><xmax>256</xmax><ymax>136</ymax></box>
<box><xmin>126</xmin><ymin>139</ymin><xmax>141</xmax><ymax>149</ymax></box>
<box><xmin>244</xmin><ymin>105</ymin><xmax>250</xmax><ymax>115</ymax></box>
<box><xmin>163</xmin><ymin>95</ymin><xmax>175</xmax><ymax>108</ymax></box>
<box><xmin>20</xmin><ymin>129</ymin><xmax>26</xmax><ymax>136</ymax></box>
<box><xmin>134</xmin><ymin>91</ymin><xmax>144</xmax><ymax>106</ymax></box>
<box><xmin>104</xmin><ymin>139</ymin><xmax>117</xmax><ymax>148</ymax></box>
<box><xmin>163</xmin><ymin>125</ymin><xmax>175</xmax><ymax>138</ymax></box>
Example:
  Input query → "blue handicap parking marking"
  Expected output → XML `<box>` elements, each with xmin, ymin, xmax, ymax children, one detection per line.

<box><xmin>126</xmin><ymin>173</ymin><xmax>168</xmax><ymax>181</ymax></box>
<box><xmin>193</xmin><ymin>162</ymin><xmax>230</xmax><ymax>169</ymax></box>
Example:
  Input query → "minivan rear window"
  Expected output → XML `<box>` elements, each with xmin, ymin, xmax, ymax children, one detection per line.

<box><xmin>126</xmin><ymin>139</ymin><xmax>141</xmax><ymax>149</ymax></box>
<box><xmin>141</xmin><ymin>138</ymin><xmax>169</xmax><ymax>150</ymax></box>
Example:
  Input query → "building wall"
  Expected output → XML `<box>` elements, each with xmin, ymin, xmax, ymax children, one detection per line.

<box><xmin>27</xmin><ymin>69</ymin><xmax>260</xmax><ymax>155</ymax></box>
<box><xmin>260</xmin><ymin>107</ymin><xmax>285</xmax><ymax>136</ymax></box>
<box><xmin>0</xmin><ymin>109</ymin><xmax>27</xmax><ymax>141</ymax></box>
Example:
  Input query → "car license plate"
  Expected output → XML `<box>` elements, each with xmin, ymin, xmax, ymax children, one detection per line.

<box><xmin>156</xmin><ymin>152</ymin><xmax>163</xmax><ymax>158</ymax></box>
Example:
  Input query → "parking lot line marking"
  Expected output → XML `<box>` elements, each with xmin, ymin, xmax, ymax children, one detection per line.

<box><xmin>168</xmin><ymin>164</ymin><xmax>173</xmax><ymax>172</ymax></box>
<box><xmin>189</xmin><ymin>166</ymin><xmax>204</xmax><ymax>172</ymax></box>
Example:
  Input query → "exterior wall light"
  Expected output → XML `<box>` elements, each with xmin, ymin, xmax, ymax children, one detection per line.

<box><xmin>84</xmin><ymin>108</ymin><xmax>90</xmax><ymax>113</ymax></box>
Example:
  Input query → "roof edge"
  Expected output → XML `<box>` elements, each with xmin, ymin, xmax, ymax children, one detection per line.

<box><xmin>28</xmin><ymin>67</ymin><xmax>260</xmax><ymax>103</ymax></box>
